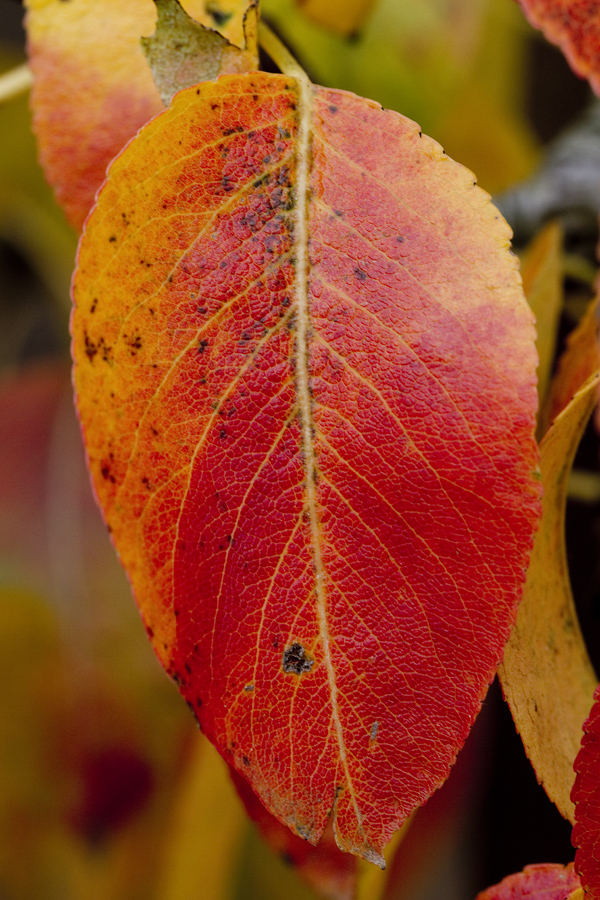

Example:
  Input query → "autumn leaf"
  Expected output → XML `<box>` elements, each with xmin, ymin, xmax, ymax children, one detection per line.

<box><xmin>141</xmin><ymin>0</ymin><xmax>258</xmax><ymax>106</ymax></box>
<box><xmin>71</xmin><ymin>71</ymin><xmax>540</xmax><ymax>863</ymax></box>
<box><xmin>518</xmin><ymin>220</ymin><xmax>563</xmax><ymax>428</ymax></box>
<box><xmin>516</xmin><ymin>0</ymin><xmax>600</xmax><ymax>96</ymax></box>
<box><xmin>498</xmin><ymin>369</ymin><xmax>598</xmax><ymax>822</ymax></box>
<box><xmin>573</xmin><ymin>682</ymin><xmax>600</xmax><ymax>899</ymax></box>
<box><xmin>498</xmin><ymin>289</ymin><xmax>600</xmax><ymax>823</ymax></box>
<box><xmin>475</xmin><ymin>863</ymin><xmax>581</xmax><ymax>900</ymax></box>
<box><xmin>24</xmin><ymin>0</ymin><xmax>257</xmax><ymax>229</ymax></box>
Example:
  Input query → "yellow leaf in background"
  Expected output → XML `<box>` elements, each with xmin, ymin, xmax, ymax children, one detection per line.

<box><xmin>296</xmin><ymin>0</ymin><xmax>377</xmax><ymax>37</ymax></box>
<box><xmin>156</xmin><ymin>735</ymin><xmax>246</xmax><ymax>900</ymax></box>
<box><xmin>183</xmin><ymin>0</ymin><xmax>257</xmax><ymax>49</ymax></box>
<box><xmin>435</xmin><ymin>81</ymin><xmax>539</xmax><ymax>196</ymax></box>
<box><xmin>518</xmin><ymin>220</ymin><xmax>564</xmax><ymax>431</ymax></box>
<box><xmin>499</xmin><ymin>363</ymin><xmax>599</xmax><ymax>823</ymax></box>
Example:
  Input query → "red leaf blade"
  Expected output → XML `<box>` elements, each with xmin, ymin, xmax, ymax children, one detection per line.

<box><xmin>573</xmin><ymin>684</ymin><xmax>600</xmax><ymax>897</ymax></box>
<box><xmin>475</xmin><ymin>863</ymin><xmax>581</xmax><ymax>899</ymax></box>
<box><xmin>72</xmin><ymin>72</ymin><xmax>541</xmax><ymax>862</ymax></box>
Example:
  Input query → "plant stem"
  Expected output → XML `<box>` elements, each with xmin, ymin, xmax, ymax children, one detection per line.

<box><xmin>257</xmin><ymin>21</ymin><xmax>309</xmax><ymax>82</ymax></box>
<box><xmin>0</xmin><ymin>64</ymin><xmax>33</xmax><ymax>105</ymax></box>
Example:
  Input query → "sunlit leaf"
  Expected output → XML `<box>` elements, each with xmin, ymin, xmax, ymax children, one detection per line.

<box><xmin>72</xmin><ymin>72</ymin><xmax>540</xmax><ymax>863</ymax></box>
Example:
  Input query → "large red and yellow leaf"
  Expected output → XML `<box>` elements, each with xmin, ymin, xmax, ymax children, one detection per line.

<box><xmin>516</xmin><ymin>0</ymin><xmax>600</xmax><ymax>96</ymax></box>
<box><xmin>475</xmin><ymin>863</ymin><xmax>581</xmax><ymax>899</ymax></box>
<box><xmin>71</xmin><ymin>72</ymin><xmax>541</xmax><ymax>863</ymax></box>
<box><xmin>24</xmin><ymin>0</ymin><xmax>257</xmax><ymax>230</ymax></box>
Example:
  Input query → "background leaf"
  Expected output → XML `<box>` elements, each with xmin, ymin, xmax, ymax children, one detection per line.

<box><xmin>475</xmin><ymin>862</ymin><xmax>581</xmax><ymax>899</ymax></box>
<box><xmin>499</xmin><ymin>362</ymin><xmax>599</xmax><ymax>823</ymax></box>
<box><xmin>516</xmin><ymin>0</ymin><xmax>600</xmax><ymax>96</ymax></box>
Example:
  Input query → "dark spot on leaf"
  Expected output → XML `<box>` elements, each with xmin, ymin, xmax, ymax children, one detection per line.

<box><xmin>220</xmin><ymin>429</ymin><xmax>227</xmax><ymax>440</ymax></box>
<box><xmin>198</xmin><ymin>339</ymin><xmax>209</xmax><ymax>354</ymax></box>
<box><xmin>329</xmin><ymin>104</ymin><xmax>338</xmax><ymax>114</ymax></box>
<box><xmin>242</xmin><ymin>755</ymin><xmax>250</xmax><ymax>766</ymax></box>
<box><xmin>354</xmin><ymin>267</ymin><xmax>367</xmax><ymax>281</ymax></box>
<box><xmin>90</xmin><ymin>299</ymin><xmax>97</xmax><ymax>314</ymax></box>
<box><xmin>244</xmin><ymin>684</ymin><xmax>254</xmax><ymax>692</ymax></box>
<box><xmin>100</xmin><ymin>462</ymin><xmax>116</xmax><ymax>484</ymax></box>
<box><xmin>84</xmin><ymin>332</ymin><xmax>97</xmax><ymax>361</ymax></box>
<box><xmin>282</xmin><ymin>642</ymin><xmax>314</xmax><ymax>675</ymax></box>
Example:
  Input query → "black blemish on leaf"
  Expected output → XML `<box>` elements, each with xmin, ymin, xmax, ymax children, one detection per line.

<box><xmin>90</xmin><ymin>299</ymin><xmax>98</xmax><ymax>314</ymax></box>
<box><xmin>219</xmin><ymin>428</ymin><xmax>227</xmax><ymax>440</ymax></box>
<box><xmin>198</xmin><ymin>339</ymin><xmax>209</xmax><ymax>355</ymax></box>
<box><xmin>329</xmin><ymin>104</ymin><xmax>338</xmax><ymax>114</ymax></box>
<box><xmin>198</xmin><ymin>306</ymin><xmax>207</xmax><ymax>314</ymax></box>
<box><xmin>84</xmin><ymin>332</ymin><xmax>97</xmax><ymax>361</ymax></box>
<box><xmin>100</xmin><ymin>463</ymin><xmax>116</xmax><ymax>484</ymax></box>
<box><xmin>242</xmin><ymin>755</ymin><xmax>250</xmax><ymax>766</ymax></box>
<box><xmin>354</xmin><ymin>267</ymin><xmax>367</xmax><ymax>281</ymax></box>
<box><xmin>244</xmin><ymin>684</ymin><xmax>254</xmax><ymax>692</ymax></box>
<box><xmin>282</xmin><ymin>642</ymin><xmax>314</xmax><ymax>675</ymax></box>
<box><xmin>184</xmin><ymin>662</ymin><xmax>192</xmax><ymax>675</ymax></box>
<box><xmin>108</xmin><ymin>235</ymin><xmax>117</xmax><ymax>243</ymax></box>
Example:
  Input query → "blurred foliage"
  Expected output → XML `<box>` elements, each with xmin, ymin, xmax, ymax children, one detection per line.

<box><xmin>0</xmin><ymin>1</ymin><xmax>599</xmax><ymax>898</ymax></box>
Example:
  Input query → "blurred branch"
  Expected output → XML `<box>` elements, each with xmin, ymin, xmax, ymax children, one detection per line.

<box><xmin>0</xmin><ymin>64</ymin><xmax>33</xmax><ymax>105</ymax></box>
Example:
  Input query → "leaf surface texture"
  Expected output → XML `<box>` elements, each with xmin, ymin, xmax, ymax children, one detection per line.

<box><xmin>72</xmin><ymin>73</ymin><xmax>541</xmax><ymax>861</ymax></box>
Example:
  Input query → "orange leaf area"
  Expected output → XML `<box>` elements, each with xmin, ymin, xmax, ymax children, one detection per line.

<box><xmin>72</xmin><ymin>72</ymin><xmax>541</xmax><ymax>862</ymax></box>
<box><xmin>475</xmin><ymin>863</ymin><xmax>581</xmax><ymax>899</ymax></box>
<box><xmin>517</xmin><ymin>0</ymin><xmax>600</xmax><ymax>96</ymax></box>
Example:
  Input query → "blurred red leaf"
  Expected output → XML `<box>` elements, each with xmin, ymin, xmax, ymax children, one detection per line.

<box><xmin>516</xmin><ymin>0</ymin><xmax>600</xmax><ymax>96</ymax></box>
<box><xmin>475</xmin><ymin>863</ymin><xmax>581</xmax><ymax>899</ymax></box>
<box><xmin>72</xmin><ymin>72</ymin><xmax>541</xmax><ymax>863</ymax></box>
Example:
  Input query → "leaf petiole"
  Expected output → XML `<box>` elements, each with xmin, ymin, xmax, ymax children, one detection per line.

<box><xmin>257</xmin><ymin>21</ymin><xmax>309</xmax><ymax>83</ymax></box>
<box><xmin>0</xmin><ymin>64</ymin><xmax>33</xmax><ymax>105</ymax></box>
